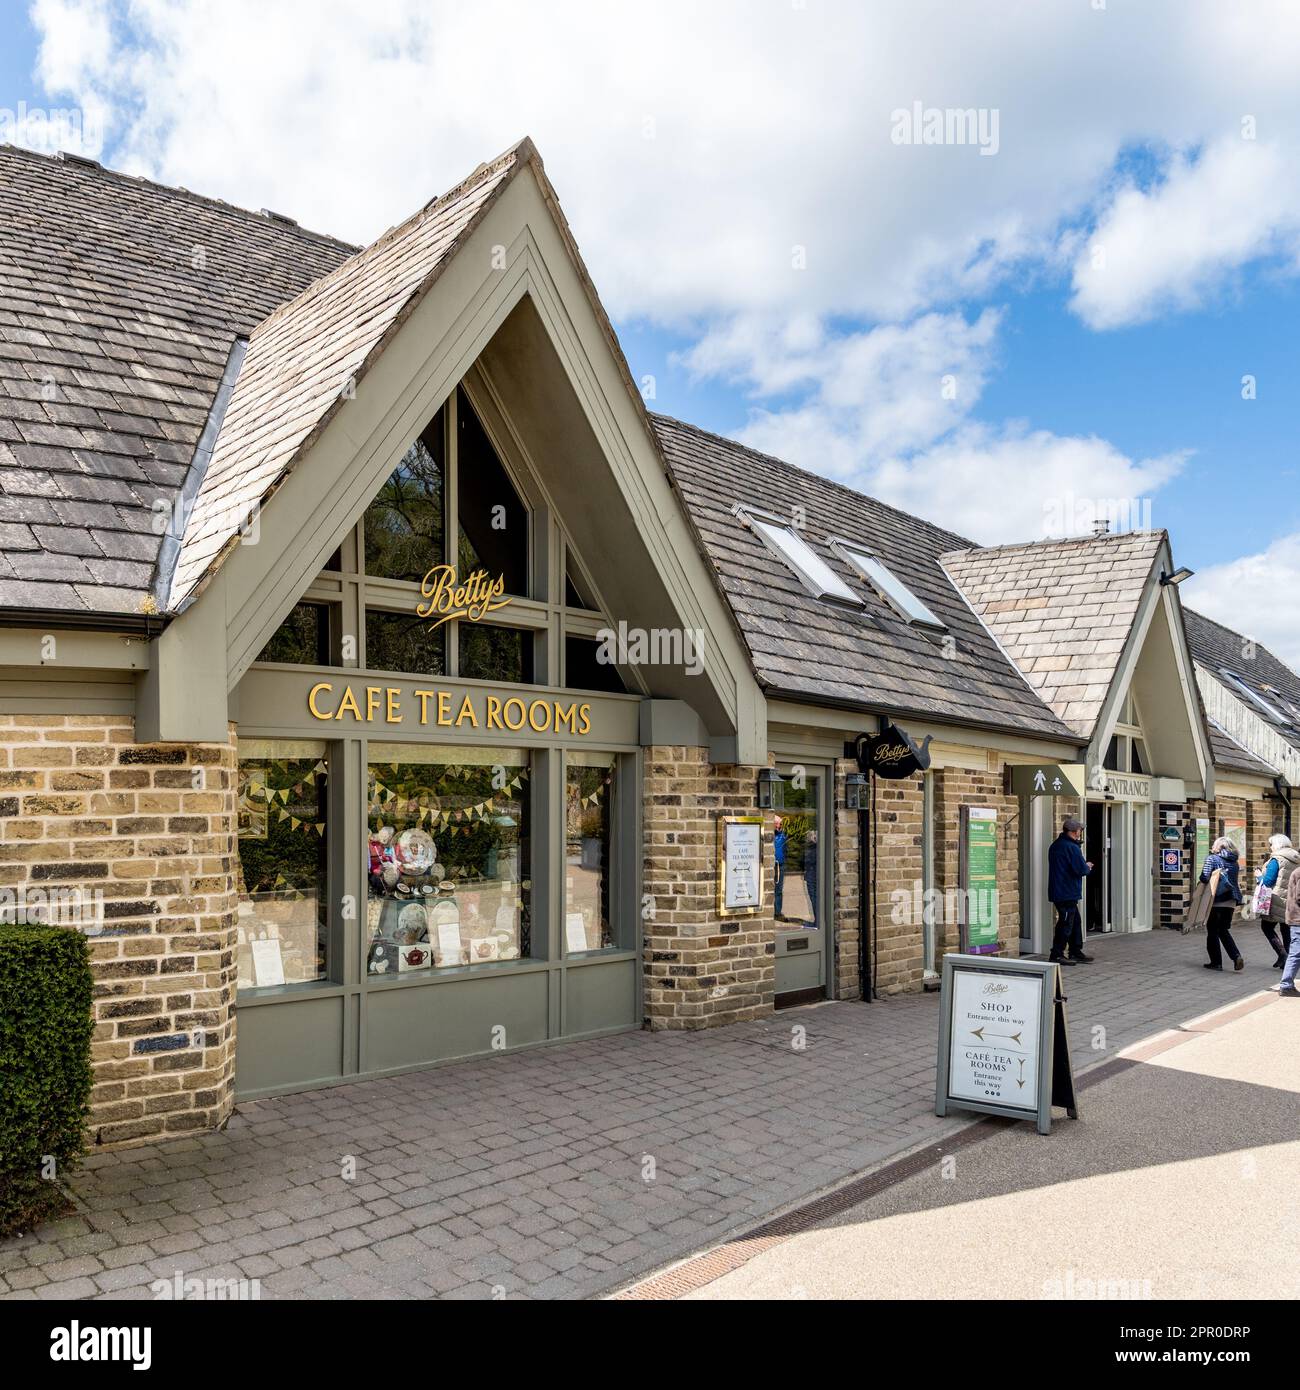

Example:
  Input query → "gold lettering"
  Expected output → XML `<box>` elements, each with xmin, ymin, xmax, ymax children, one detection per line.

<box><xmin>437</xmin><ymin>691</ymin><xmax>452</xmax><ymax>726</ymax></box>
<box><xmin>527</xmin><ymin>700</ymin><xmax>552</xmax><ymax>733</ymax></box>
<box><xmin>577</xmin><ymin>702</ymin><xmax>591</xmax><ymax>735</ymax></box>
<box><xmin>365</xmin><ymin>687</ymin><xmax>382</xmax><ymax>723</ymax></box>
<box><xmin>336</xmin><ymin>686</ymin><xmax>362</xmax><ymax>721</ymax></box>
<box><xmin>455</xmin><ymin>694</ymin><xmax>478</xmax><ymax>728</ymax></box>
<box><xmin>415</xmin><ymin>564</ymin><xmax>512</xmax><ymax>629</ymax></box>
<box><xmin>486</xmin><ymin>695</ymin><xmax>505</xmax><ymax>730</ymax></box>
<box><xmin>554</xmin><ymin>701</ymin><xmax>578</xmax><ymax>734</ymax></box>
<box><xmin>308</xmin><ymin>682</ymin><xmax>333</xmax><ymax>720</ymax></box>
<box><xmin>503</xmin><ymin>697</ymin><xmax>526</xmax><ymax>731</ymax></box>
<box><xmin>386</xmin><ymin>688</ymin><xmax>401</xmax><ymax>723</ymax></box>
<box><xmin>414</xmin><ymin>689</ymin><xmax>435</xmax><ymax>725</ymax></box>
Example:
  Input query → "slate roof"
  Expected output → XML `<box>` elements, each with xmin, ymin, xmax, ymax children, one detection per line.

<box><xmin>1206</xmin><ymin>716</ymin><xmax>1279</xmax><ymax>780</ymax></box>
<box><xmin>1183</xmin><ymin>607</ymin><xmax>1300</xmax><ymax>754</ymax></box>
<box><xmin>940</xmin><ymin>532</ymin><xmax>1164</xmax><ymax>739</ymax></box>
<box><xmin>170</xmin><ymin>141</ymin><xmax>528</xmax><ymax>607</ymax></box>
<box><xmin>0</xmin><ymin>143</ymin><xmax>353</xmax><ymax>615</ymax></box>
<box><xmin>654</xmin><ymin>414</ymin><xmax>1079</xmax><ymax>742</ymax></box>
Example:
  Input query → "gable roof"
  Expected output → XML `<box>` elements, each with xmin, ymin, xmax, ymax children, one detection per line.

<box><xmin>940</xmin><ymin>531</ymin><xmax>1164</xmax><ymax>739</ymax></box>
<box><xmin>1183</xmin><ymin>607</ymin><xmax>1300</xmax><ymax>753</ymax></box>
<box><xmin>169</xmin><ymin>141</ymin><xmax>530</xmax><ymax>608</ymax></box>
<box><xmin>0</xmin><ymin>143</ymin><xmax>353</xmax><ymax>616</ymax></box>
<box><xmin>655</xmin><ymin>414</ymin><xmax>1078</xmax><ymax>742</ymax></box>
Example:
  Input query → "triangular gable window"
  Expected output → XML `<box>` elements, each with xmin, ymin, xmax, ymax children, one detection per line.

<box><xmin>457</xmin><ymin>386</ymin><xmax>529</xmax><ymax>596</ymax></box>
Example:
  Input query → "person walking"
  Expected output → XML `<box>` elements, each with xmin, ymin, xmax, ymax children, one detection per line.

<box><xmin>1278</xmin><ymin>857</ymin><xmax>1300</xmax><ymax>996</ymax></box>
<box><xmin>1201</xmin><ymin>836</ymin><xmax>1244</xmax><ymax>971</ymax></box>
<box><xmin>773</xmin><ymin>815</ymin><xmax>786</xmax><ymax>919</ymax></box>
<box><xmin>1256</xmin><ymin>833</ymin><xmax>1299</xmax><ymax>967</ymax></box>
<box><xmin>1047</xmin><ymin>815</ymin><xmax>1094</xmax><ymax>965</ymax></box>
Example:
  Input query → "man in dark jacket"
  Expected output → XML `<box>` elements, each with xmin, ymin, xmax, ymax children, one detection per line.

<box><xmin>1048</xmin><ymin>816</ymin><xmax>1094</xmax><ymax>965</ymax></box>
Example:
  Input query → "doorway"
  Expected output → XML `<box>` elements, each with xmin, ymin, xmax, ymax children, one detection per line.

<box><xmin>774</xmin><ymin>766</ymin><xmax>829</xmax><ymax>1006</ymax></box>
<box><xmin>1084</xmin><ymin>800</ymin><xmax>1111</xmax><ymax>934</ymax></box>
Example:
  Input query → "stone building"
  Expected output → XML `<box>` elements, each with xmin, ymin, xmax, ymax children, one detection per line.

<box><xmin>0</xmin><ymin>138</ymin><xmax>1283</xmax><ymax>1148</ymax></box>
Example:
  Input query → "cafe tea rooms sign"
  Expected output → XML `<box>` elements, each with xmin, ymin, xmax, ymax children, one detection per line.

<box><xmin>935</xmin><ymin>954</ymin><xmax>1079</xmax><ymax>1136</ymax></box>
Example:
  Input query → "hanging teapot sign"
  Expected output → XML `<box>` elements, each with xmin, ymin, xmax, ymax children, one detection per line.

<box><xmin>858</xmin><ymin>722</ymin><xmax>933</xmax><ymax>779</ymax></box>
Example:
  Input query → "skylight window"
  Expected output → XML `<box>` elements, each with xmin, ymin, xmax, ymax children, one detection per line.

<box><xmin>830</xmin><ymin>538</ymin><xmax>947</xmax><ymax>631</ymax></box>
<box><xmin>735</xmin><ymin>507</ymin><xmax>861</xmax><ymax>605</ymax></box>
<box><xmin>1220</xmin><ymin>669</ymin><xmax>1285</xmax><ymax>722</ymax></box>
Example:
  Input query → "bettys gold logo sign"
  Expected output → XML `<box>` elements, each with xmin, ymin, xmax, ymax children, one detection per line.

<box><xmin>417</xmin><ymin>565</ymin><xmax>510</xmax><ymax>629</ymax></box>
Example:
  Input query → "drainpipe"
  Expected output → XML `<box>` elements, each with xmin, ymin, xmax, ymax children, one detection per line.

<box><xmin>1274</xmin><ymin>778</ymin><xmax>1292</xmax><ymax>839</ymax></box>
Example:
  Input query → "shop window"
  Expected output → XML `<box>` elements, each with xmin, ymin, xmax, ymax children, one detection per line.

<box><xmin>459</xmin><ymin>623</ymin><xmax>534</xmax><ymax>684</ymax></box>
<box><xmin>364</xmin><ymin>405</ymin><xmax>447</xmax><ymax>581</ymax></box>
<box><xmin>366</xmin><ymin>609</ymin><xmax>447</xmax><ymax>676</ymax></box>
<box><xmin>565</xmin><ymin>635</ymin><xmax>626</xmax><ymax>693</ymax></box>
<box><xmin>257</xmin><ymin>602</ymin><xmax>331</xmax><ymax>665</ymax></box>
<box><xmin>565</xmin><ymin>753</ymin><xmax>615</xmax><ymax>953</ymax></box>
<box><xmin>457</xmin><ymin>387</ymin><xmax>529</xmax><ymax>596</ymax></box>
<box><xmin>236</xmin><ymin>741</ymin><xmax>329</xmax><ymax>990</ymax></box>
<box><xmin>366</xmin><ymin>746</ymin><xmax>530</xmax><ymax>975</ymax></box>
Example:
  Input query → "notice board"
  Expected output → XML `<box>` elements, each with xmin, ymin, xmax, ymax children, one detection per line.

<box><xmin>960</xmin><ymin>804</ymin><xmax>999</xmax><ymax>954</ymax></box>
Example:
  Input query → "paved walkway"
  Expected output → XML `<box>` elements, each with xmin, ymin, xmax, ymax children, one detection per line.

<box><xmin>683</xmin><ymin>992</ymin><xmax>1299</xmax><ymax>1300</ymax></box>
<box><xmin>0</xmin><ymin>927</ymin><xmax>1282</xmax><ymax>1300</ymax></box>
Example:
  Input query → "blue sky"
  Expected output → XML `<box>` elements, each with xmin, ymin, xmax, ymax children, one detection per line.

<box><xmin>6</xmin><ymin>0</ymin><xmax>1300</xmax><ymax>652</ymax></box>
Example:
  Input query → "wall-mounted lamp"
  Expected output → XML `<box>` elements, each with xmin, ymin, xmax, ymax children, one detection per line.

<box><xmin>1160</xmin><ymin>567</ymin><xmax>1194</xmax><ymax>586</ymax></box>
<box><xmin>756</xmin><ymin>768</ymin><xmax>785</xmax><ymax>810</ymax></box>
<box><xmin>845</xmin><ymin>772</ymin><xmax>868</xmax><ymax>812</ymax></box>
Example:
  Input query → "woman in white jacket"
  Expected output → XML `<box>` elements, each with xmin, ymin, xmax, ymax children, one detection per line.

<box><xmin>1258</xmin><ymin>833</ymin><xmax>1300</xmax><ymax>967</ymax></box>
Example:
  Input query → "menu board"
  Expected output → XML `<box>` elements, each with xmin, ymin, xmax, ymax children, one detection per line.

<box><xmin>718</xmin><ymin>816</ymin><xmax>764</xmax><ymax>914</ymax></box>
<box><xmin>936</xmin><ymin>955</ymin><xmax>1078</xmax><ymax>1135</ymax></box>
<box><xmin>947</xmin><ymin>968</ymin><xmax>1042</xmax><ymax>1113</ymax></box>
<box><xmin>962</xmin><ymin>806</ymin><xmax>999</xmax><ymax>954</ymax></box>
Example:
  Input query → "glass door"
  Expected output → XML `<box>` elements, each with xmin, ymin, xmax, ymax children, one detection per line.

<box><xmin>774</xmin><ymin>767</ymin><xmax>827</xmax><ymax>1003</ymax></box>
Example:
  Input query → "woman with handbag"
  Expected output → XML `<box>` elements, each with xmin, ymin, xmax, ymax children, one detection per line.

<box><xmin>1201</xmin><ymin>837</ymin><xmax>1244</xmax><ymax>971</ymax></box>
<box><xmin>1255</xmin><ymin>833</ymin><xmax>1299</xmax><ymax>967</ymax></box>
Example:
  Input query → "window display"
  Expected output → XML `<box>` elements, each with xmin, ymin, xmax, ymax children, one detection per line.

<box><xmin>565</xmin><ymin>752</ymin><xmax>615</xmax><ymax>952</ymax></box>
<box><xmin>367</xmin><ymin>745</ymin><xmax>530</xmax><ymax>975</ymax></box>
<box><xmin>235</xmin><ymin>741</ymin><xmax>329</xmax><ymax>990</ymax></box>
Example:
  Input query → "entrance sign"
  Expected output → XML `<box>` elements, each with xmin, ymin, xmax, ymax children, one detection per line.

<box><xmin>959</xmin><ymin>805</ymin><xmax>999</xmax><ymax>954</ymax></box>
<box><xmin>1195</xmin><ymin>818</ymin><xmax>1210</xmax><ymax>875</ymax></box>
<box><xmin>718</xmin><ymin>815</ymin><xmax>764</xmax><ymax>915</ymax></box>
<box><xmin>936</xmin><ymin>955</ymin><xmax>1079</xmax><ymax>1136</ymax></box>
<box><xmin>1006</xmin><ymin>763</ymin><xmax>1086</xmax><ymax>798</ymax></box>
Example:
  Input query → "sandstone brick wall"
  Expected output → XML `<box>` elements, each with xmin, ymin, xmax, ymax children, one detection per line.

<box><xmin>0</xmin><ymin>715</ymin><xmax>237</xmax><ymax>1147</ymax></box>
<box><xmin>641</xmin><ymin>745</ymin><xmax>776</xmax><ymax>1028</ymax></box>
<box><xmin>870</xmin><ymin>772</ymin><xmax>925</xmax><ymax>994</ymax></box>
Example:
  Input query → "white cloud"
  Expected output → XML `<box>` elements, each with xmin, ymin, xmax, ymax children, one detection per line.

<box><xmin>1184</xmin><ymin>535</ymin><xmax>1300</xmax><ymax>669</ymax></box>
<box><xmin>1070</xmin><ymin>138</ymin><xmax>1300</xmax><ymax>329</ymax></box>
<box><xmin>868</xmin><ymin>425</ymin><xmax>1188</xmax><ymax>546</ymax></box>
<box><xmin>684</xmin><ymin>309</ymin><xmax>1001</xmax><ymax>472</ymax></box>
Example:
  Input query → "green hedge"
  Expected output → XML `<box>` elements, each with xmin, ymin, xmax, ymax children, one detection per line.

<box><xmin>0</xmin><ymin>922</ymin><xmax>94</xmax><ymax>1236</ymax></box>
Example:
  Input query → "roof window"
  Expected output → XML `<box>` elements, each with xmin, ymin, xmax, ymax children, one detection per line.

<box><xmin>830</xmin><ymin>537</ymin><xmax>947</xmax><ymax>631</ymax></box>
<box><xmin>734</xmin><ymin>507</ymin><xmax>861</xmax><ymax>605</ymax></box>
<box><xmin>1220</xmin><ymin>669</ymin><xmax>1286</xmax><ymax>723</ymax></box>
